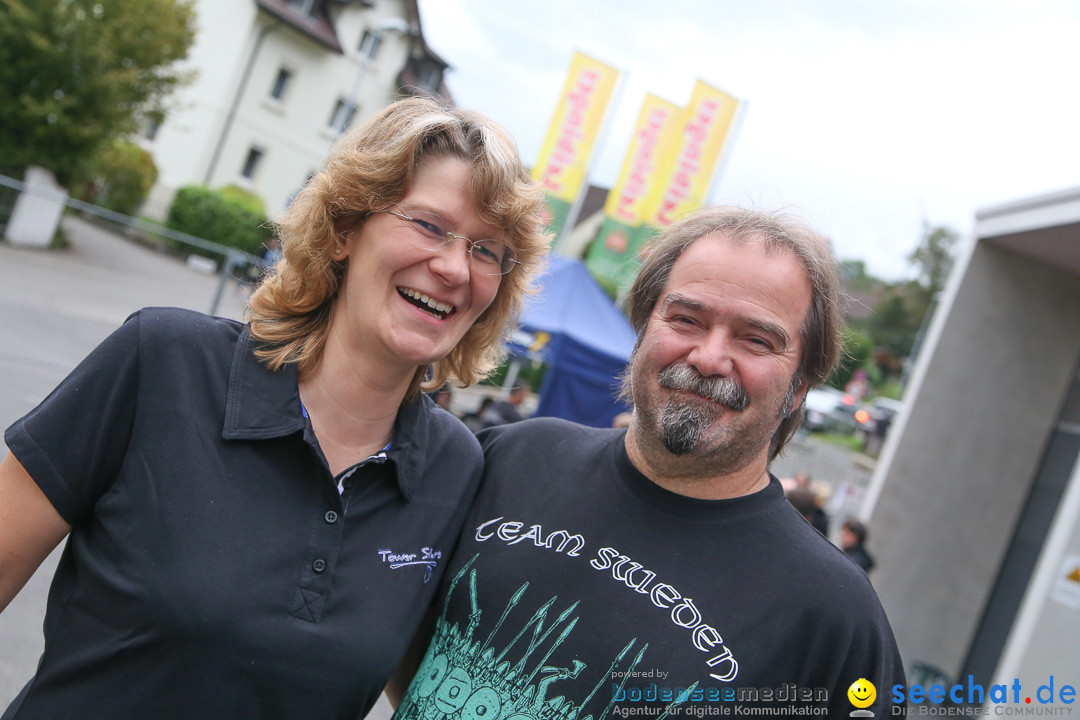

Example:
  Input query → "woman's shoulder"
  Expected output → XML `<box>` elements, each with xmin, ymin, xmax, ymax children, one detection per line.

<box><xmin>132</xmin><ymin>306</ymin><xmax>243</xmax><ymax>332</ymax></box>
<box><xmin>110</xmin><ymin>309</ymin><xmax>248</xmax><ymax>379</ymax></box>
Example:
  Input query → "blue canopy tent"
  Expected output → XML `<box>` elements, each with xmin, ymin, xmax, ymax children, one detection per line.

<box><xmin>507</xmin><ymin>256</ymin><xmax>637</xmax><ymax>428</ymax></box>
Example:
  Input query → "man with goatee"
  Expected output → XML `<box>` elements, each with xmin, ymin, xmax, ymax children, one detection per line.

<box><xmin>392</xmin><ymin>206</ymin><xmax>905</xmax><ymax>719</ymax></box>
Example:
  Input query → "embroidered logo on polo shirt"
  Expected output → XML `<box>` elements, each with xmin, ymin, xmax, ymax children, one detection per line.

<box><xmin>377</xmin><ymin>547</ymin><xmax>442</xmax><ymax>583</ymax></box>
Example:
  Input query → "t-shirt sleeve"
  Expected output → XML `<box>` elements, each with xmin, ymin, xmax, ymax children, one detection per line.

<box><xmin>4</xmin><ymin>311</ymin><xmax>143</xmax><ymax>524</ymax></box>
<box><xmin>829</xmin><ymin>583</ymin><xmax>908</xmax><ymax>716</ymax></box>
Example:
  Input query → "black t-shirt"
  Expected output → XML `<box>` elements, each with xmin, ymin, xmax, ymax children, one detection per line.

<box><xmin>394</xmin><ymin>417</ymin><xmax>905</xmax><ymax>718</ymax></box>
<box><xmin>4</xmin><ymin>307</ymin><xmax>483</xmax><ymax>720</ymax></box>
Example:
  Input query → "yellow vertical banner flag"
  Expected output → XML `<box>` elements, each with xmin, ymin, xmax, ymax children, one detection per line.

<box><xmin>584</xmin><ymin>93</ymin><xmax>684</xmax><ymax>292</ymax></box>
<box><xmin>602</xmin><ymin>93</ymin><xmax>684</xmax><ymax>226</ymax></box>
<box><xmin>641</xmin><ymin>79</ymin><xmax>742</xmax><ymax>229</ymax></box>
<box><xmin>531</xmin><ymin>51</ymin><xmax>621</xmax><ymax>240</ymax></box>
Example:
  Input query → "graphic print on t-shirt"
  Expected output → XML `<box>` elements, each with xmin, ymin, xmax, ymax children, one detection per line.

<box><xmin>394</xmin><ymin>555</ymin><xmax>699</xmax><ymax>720</ymax></box>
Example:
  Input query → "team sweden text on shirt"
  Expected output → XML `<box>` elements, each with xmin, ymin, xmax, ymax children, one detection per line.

<box><xmin>474</xmin><ymin>516</ymin><xmax>739</xmax><ymax>682</ymax></box>
<box><xmin>474</xmin><ymin>516</ymin><xmax>587</xmax><ymax>556</ymax></box>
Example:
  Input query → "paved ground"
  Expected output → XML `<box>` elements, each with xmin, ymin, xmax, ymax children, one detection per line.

<box><xmin>0</xmin><ymin>216</ymin><xmax>871</xmax><ymax>717</ymax></box>
<box><xmin>0</xmin><ymin>215</ymin><xmax>257</xmax><ymax>711</ymax></box>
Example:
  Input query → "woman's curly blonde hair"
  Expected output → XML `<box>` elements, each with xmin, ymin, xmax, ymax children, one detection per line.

<box><xmin>247</xmin><ymin>97</ymin><xmax>550</xmax><ymax>399</ymax></box>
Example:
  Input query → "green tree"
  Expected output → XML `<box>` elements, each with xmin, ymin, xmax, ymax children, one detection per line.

<box><xmin>838</xmin><ymin>259</ymin><xmax>882</xmax><ymax>293</ymax></box>
<box><xmin>0</xmin><ymin>0</ymin><xmax>196</xmax><ymax>186</ymax></box>
<box><xmin>841</xmin><ymin>223</ymin><xmax>958</xmax><ymax>385</ymax></box>
<box><xmin>865</xmin><ymin>282</ymin><xmax>927</xmax><ymax>364</ymax></box>
<box><xmin>827</xmin><ymin>328</ymin><xmax>874</xmax><ymax>391</ymax></box>
<box><xmin>908</xmin><ymin>223</ymin><xmax>959</xmax><ymax>299</ymax></box>
<box><xmin>74</xmin><ymin>137</ymin><xmax>159</xmax><ymax>215</ymax></box>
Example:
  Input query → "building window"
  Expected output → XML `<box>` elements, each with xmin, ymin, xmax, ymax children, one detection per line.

<box><xmin>269</xmin><ymin>67</ymin><xmax>293</xmax><ymax>101</ymax></box>
<box><xmin>241</xmin><ymin>146</ymin><xmax>265</xmax><ymax>180</ymax></box>
<box><xmin>358</xmin><ymin>29</ymin><xmax>383</xmax><ymax>61</ymax></box>
<box><xmin>327</xmin><ymin>97</ymin><xmax>357</xmax><ymax>133</ymax></box>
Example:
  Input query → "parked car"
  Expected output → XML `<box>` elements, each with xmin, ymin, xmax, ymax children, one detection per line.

<box><xmin>802</xmin><ymin>387</ymin><xmax>863</xmax><ymax>434</ymax></box>
<box><xmin>857</xmin><ymin>397</ymin><xmax>905</xmax><ymax>452</ymax></box>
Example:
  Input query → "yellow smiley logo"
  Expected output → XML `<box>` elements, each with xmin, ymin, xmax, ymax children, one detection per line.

<box><xmin>847</xmin><ymin>678</ymin><xmax>876</xmax><ymax>709</ymax></box>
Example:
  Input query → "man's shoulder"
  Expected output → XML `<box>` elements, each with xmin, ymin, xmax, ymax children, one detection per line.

<box><xmin>486</xmin><ymin>399</ymin><xmax>523</xmax><ymax>423</ymax></box>
<box><xmin>477</xmin><ymin>418</ymin><xmax>622</xmax><ymax>470</ymax></box>
<box><xmin>782</xmin><ymin>520</ymin><xmax>885</xmax><ymax>608</ymax></box>
<box><xmin>478</xmin><ymin>417</ymin><xmax>621</xmax><ymax>460</ymax></box>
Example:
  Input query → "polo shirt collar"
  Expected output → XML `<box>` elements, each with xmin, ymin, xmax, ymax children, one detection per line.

<box><xmin>221</xmin><ymin>326</ymin><xmax>432</xmax><ymax>501</ymax></box>
<box><xmin>383</xmin><ymin>393</ymin><xmax>431</xmax><ymax>502</ymax></box>
<box><xmin>222</xmin><ymin>327</ymin><xmax>305</xmax><ymax>441</ymax></box>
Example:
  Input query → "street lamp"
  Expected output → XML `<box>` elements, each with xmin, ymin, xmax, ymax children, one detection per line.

<box><xmin>332</xmin><ymin>16</ymin><xmax>411</xmax><ymax>141</ymax></box>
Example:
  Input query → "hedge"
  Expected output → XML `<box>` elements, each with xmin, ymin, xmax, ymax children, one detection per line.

<box><xmin>165</xmin><ymin>184</ymin><xmax>274</xmax><ymax>260</ymax></box>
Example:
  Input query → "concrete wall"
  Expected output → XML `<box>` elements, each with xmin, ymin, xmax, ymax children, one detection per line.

<box><xmin>866</xmin><ymin>241</ymin><xmax>1080</xmax><ymax>679</ymax></box>
<box><xmin>992</xmin><ymin>372</ymin><xmax>1080</xmax><ymax>689</ymax></box>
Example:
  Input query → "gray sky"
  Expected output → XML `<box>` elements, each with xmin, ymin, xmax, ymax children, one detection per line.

<box><xmin>419</xmin><ymin>0</ymin><xmax>1080</xmax><ymax>280</ymax></box>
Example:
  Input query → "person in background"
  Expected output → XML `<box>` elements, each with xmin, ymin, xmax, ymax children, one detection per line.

<box><xmin>789</xmin><ymin>469</ymin><xmax>831</xmax><ymax>536</ymax></box>
<box><xmin>260</xmin><ymin>237</ymin><xmax>283</xmax><ymax>269</ymax></box>
<box><xmin>844</xmin><ymin>367</ymin><xmax>870</xmax><ymax>403</ymax></box>
<box><xmin>0</xmin><ymin>97</ymin><xmax>548</xmax><ymax>720</ymax></box>
<box><xmin>461</xmin><ymin>397</ymin><xmax>496</xmax><ymax>434</ymax></box>
<box><xmin>842</xmin><ymin>517</ymin><xmax>876</xmax><ymax>574</ymax></box>
<box><xmin>430</xmin><ymin>384</ymin><xmax>454</xmax><ymax>412</ymax></box>
<box><xmin>391</xmin><ymin>206</ymin><xmax>904</xmax><ymax>719</ymax></box>
<box><xmin>786</xmin><ymin>486</ymin><xmax>823</xmax><ymax>533</ymax></box>
<box><xmin>481</xmin><ymin>381</ymin><xmax>531</xmax><ymax>425</ymax></box>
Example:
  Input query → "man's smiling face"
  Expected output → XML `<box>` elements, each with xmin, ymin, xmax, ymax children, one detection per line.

<box><xmin>628</xmin><ymin>233</ymin><xmax>811</xmax><ymax>477</ymax></box>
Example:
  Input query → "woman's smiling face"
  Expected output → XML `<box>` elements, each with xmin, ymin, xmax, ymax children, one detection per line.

<box><xmin>329</xmin><ymin>156</ymin><xmax>505</xmax><ymax>375</ymax></box>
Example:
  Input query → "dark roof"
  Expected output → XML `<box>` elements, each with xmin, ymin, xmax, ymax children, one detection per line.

<box><xmin>395</xmin><ymin>0</ymin><xmax>453</xmax><ymax>101</ymax></box>
<box><xmin>402</xmin><ymin>0</ymin><xmax>450</xmax><ymax>68</ymax></box>
<box><xmin>254</xmin><ymin>0</ymin><xmax>346</xmax><ymax>52</ymax></box>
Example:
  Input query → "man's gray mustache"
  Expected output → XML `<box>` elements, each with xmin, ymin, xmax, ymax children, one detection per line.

<box><xmin>657</xmin><ymin>364</ymin><xmax>750</xmax><ymax>410</ymax></box>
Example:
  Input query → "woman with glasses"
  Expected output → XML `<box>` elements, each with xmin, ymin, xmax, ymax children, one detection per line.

<box><xmin>0</xmin><ymin>97</ymin><xmax>549</xmax><ymax>720</ymax></box>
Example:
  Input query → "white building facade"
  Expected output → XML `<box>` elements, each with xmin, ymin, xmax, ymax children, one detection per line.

<box><xmin>139</xmin><ymin>0</ymin><xmax>449</xmax><ymax>220</ymax></box>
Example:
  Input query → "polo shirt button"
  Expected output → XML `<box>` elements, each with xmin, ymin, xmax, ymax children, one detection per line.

<box><xmin>312</xmin><ymin>559</ymin><xmax>327</xmax><ymax>573</ymax></box>
<box><xmin>341</xmin><ymin>478</ymin><xmax>353</xmax><ymax>490</ymax></box>
<box><xmin>324</xmin><ymin>510</ymin><xmax>338</xmax><ymax>524</ymax></box>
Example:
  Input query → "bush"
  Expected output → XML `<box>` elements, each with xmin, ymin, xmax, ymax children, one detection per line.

<box><xmin>74</xmin><ymin>138</ymin><xmax>159</xmax><ymax>216</ymax></box>
<box><xmin>220</xmin><ymin>184</ymin><xmax>268</xmax><ymax>216</ymax></box>
<box><xmin>165</xmin><ymin>184</ymin><xmax>273</xmax><ymax>261</ymax></box>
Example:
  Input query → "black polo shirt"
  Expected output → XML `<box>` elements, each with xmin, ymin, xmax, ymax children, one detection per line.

<box><xmin>4</xmin><ymin>307</ymin><xmax>483</xmax><ymax>720</ymax></box>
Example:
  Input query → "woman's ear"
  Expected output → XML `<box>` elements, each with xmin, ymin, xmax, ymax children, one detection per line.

<box><xmin>334</xmin><ymin>231</ymin><xmax>350</xmax><ymax>260</ymax></box>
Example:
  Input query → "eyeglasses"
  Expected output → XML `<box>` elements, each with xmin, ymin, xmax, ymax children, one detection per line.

<box><xmin>377</xmin><ymin>209</ymin><xmax>519</xmax><ymax>276</ymax></box>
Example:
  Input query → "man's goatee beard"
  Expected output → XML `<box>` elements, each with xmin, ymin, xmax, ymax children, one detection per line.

<box><xmin>660</xmin><ymin>402</ymin><xmax>710</xmax><ymax>455</ymax></box>
<box><xmin>655</xmin><ymin>364</ymin><xmax>750</xmax><ymax>455</ymax></box>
